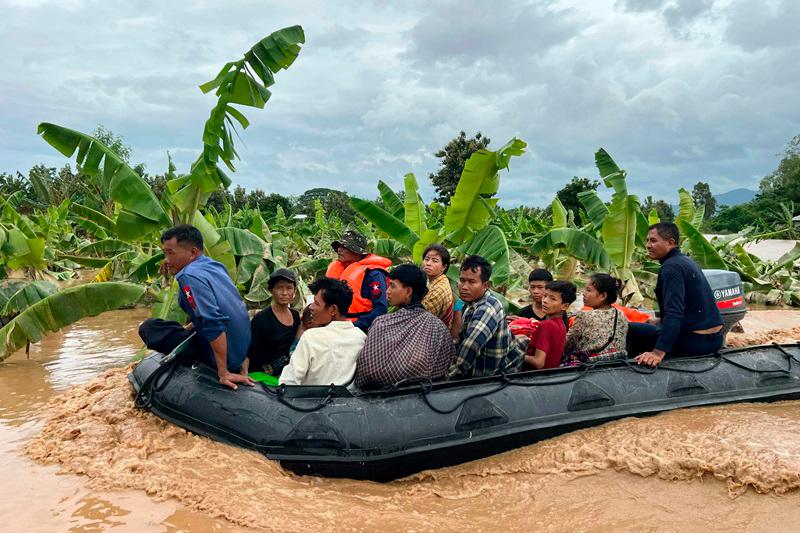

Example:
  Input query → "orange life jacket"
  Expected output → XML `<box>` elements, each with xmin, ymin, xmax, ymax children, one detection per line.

<box><xmin>326</xmin><ymin>254</ymin><xmax>392</xmax><ymax>319</ymax></box>
<box><xmin>579</xmin><ymin>303</ymin><xmax>651</xmax><ymax>323</ymax></box>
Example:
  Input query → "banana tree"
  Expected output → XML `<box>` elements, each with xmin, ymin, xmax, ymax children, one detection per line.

<box><xmin>532</xmin><ymin>149</ymin><xmax>644</xmax><ymax>304</ymax></box>
<box><xmin>351</xmin><ymin>138</ymin><xmax>527</xmax><ymax>289</ymax></box>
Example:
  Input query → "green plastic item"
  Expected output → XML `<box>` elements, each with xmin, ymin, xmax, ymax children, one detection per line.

<box><xmin>249</xmin><ymin>371</ymin><xmax>280</xmax><ymax>386</ymax></box>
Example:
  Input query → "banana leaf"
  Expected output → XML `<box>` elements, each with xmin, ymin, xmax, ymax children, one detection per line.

<box><xmin>766</xmin><ymin>242</ymin><xmax>800</xmax><ymax>276</ymax></box>
<box><xmin>77</xmin><ymin>239</ymin><xmax>133</xmax><ymax>257</ymax></box>
<box><xmin>677</xmin><ymin>219</ymin><xmax>727</xmax><ymax>269</ymax></box>
<box><xmin>677</xmin><ymin>188</ymin><xmax>695</xmax><ymax>224</ymax></box>
<box><xmin>444</xmin><ymin>138</ymin><xmax>526</xmax><ymax>244</ymax></box>
<box><xmin>0</xmin><ymin>282</ymin><xmax>145</xmax><ymax>362</ymax></box>
<box><xmin>37</xmin><ymin>123</ymin><xmax>170</xmax><ymax>239</ymax></box>
<box><xmin>270</xmin><ymin>233</ymin><xmax>289</xmax><ymax>268</ymax></box>
<box><xmin>595</xmin><ymin>148</ymin><xmax>626</xmax><ymax>183</ymax></box>
<box><xmin>403</xmin><ymin>173</ymin><xmax>426</xmax><ymax>239</ymax></box>
<box><xmin>350</xmin><ymin>197</ymin><xmax>418</xmax><ymax>251</ymax></box>
<box><xmin>378</xmin><ymin>180</ymin><xmax>405</xmax><ymax>219</ymax></box>
<box><xmin>244</xmin><ymin>262</ymin><xmax>272</xmax><ymax>303</ymax></box>
<box><xmin>179</xmin><ymin>26</ymin><xmax>305</xmax><ymax>215</ymax></box>
<box><xmin>460</xmin><ymin>225</ymin><xmax>511</xmax><ymax>287</ymax></box>
<box><xmin>73</xmin><ymin>217</ymin><xmax>109</xmax><ymax>239</ymax></box>
<box><xmin>648</xmin><ymin>208</ymin><xmax>659</xmax><ymax>225</ymax></box>
<box><xmin>128</xmin><ymin>252</ymin><xmax>164</xmax><ymax>283</ymax></box>
<box><xmin>602</xmin><ymin>193</ymin><xmax>639</xmax><ymax>270</ymax></box>
<box><xmin>634</xmin><ymin>206</ymin><xmax>649</xmax><ymax>248</ymax></box>
<box><xmin>192</xmin><ymin>211</ymin><xmax>236</xmax><ymax>279</ymax></box>
<box><xmin>1</xmin><ymin>281</ymin><xmax>58</xmax><ymax>315</ymax></box>
<box><xmin>249</xmin><ymin>212</ymin><xmax>270</xmax><ymax>242</ymax></box>
<box><xmin>531</xmin><ymin>227</ymin><xmax>611</xmax><ymax>270</ymax></box>
<box><xmin>552</xmin><ymin>197</ymin><xmax>568</xmax><ymax>228</ymax></box>
<box><xmin>577</xmin><ymin>190</ymin><xmax>608</xmax><ymax>230</ymax></box>
<box><xmin>94</xmin><ymin>261</ymin><xmax>114</xmax><ymax>282</ymax></box>
<box><xmin>217</xmin><ymin>227</ymin><xmax>267</xmax><ymax>257</ymax></box>
<box><xmin>3</xmin><ymin>229</ymin><xmax>47</xmax><ymax>271</ymax></box>
<box><xmin>413</xmin><ymin>228</ymin><xmax>443</xmax><ymax>264</ymax></box>
<box><xmin>373</xmin><ymin>239</ymin><xmax>408</xmax><ymax>261</ymax></box>
<box><xmin>71</xmin><ymin>203</ymin><xmax>115</xmax><ymax>232</ymax></box>
<box><xmin>692</xmin><ymin>204</ymin><xmax>705</xmax><ymax>227</ymax></box>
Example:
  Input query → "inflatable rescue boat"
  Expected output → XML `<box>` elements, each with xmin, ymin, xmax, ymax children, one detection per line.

<box><xmin>130</xmin><ymin>343</ymin><xmax>800</xmax><ymax>481</ymax></box>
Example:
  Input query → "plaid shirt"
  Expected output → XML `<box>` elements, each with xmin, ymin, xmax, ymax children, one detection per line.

<box><xmin>448</xmin><ymin>291</ymin><xmax>524</xmax><ymax>379</ymax></box>
<box><xmin>355</xmin><ymin>306</ymin><xmax>455</xmax><ymax>389</ymax></box>
<box><xmin>422</xmin><ymin>274</ymin><xmax>454</xmax><ymax>325</ymax></box>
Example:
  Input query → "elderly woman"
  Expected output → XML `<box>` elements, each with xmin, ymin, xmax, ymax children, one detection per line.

<box><xmin>563</xmin><ymin>273</ymin><xmax>628</xmax><ymax>365</ymax></box>
<box><xmin>247</xmin><ymin>268</ymin><xmax>300</xmax><ymax>375</ymax></box>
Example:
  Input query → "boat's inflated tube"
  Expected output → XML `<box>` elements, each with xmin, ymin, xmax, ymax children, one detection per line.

<box><xmin>129</xmin><ymin>343</ymin><xmax>800</xmax><ymax>481</ymax></box>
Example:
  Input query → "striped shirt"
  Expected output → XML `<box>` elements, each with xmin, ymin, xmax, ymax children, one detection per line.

<box><xmin>423</xmin><ymin>274</ymin><xmax>454</xmax><ymax>325</ymax></box>
<box><xmin>448</xmin><ymin>291</ymin><xmax>524</xmax><ymax>379</ymax></box>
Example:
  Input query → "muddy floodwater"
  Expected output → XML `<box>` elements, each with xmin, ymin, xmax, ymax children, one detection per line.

<box><xmin>2</xmin><ymin>310</ymin><xmax>800</xmax><ymax>532</ymax></box>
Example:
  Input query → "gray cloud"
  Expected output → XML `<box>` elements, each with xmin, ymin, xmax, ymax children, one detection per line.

<box><xmin>1</xmin><ymin>0</ymin><xmax>798</xmax><ymax>209</ymax></box>
<box><xmin>406</xmin><ymin>1</ymin><xmax>579</xmax><ymax>67</ymax></box>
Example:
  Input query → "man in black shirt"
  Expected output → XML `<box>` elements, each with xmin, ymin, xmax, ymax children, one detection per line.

<box><xmin>632</xmin><ymin>222</ymin><xmax>724</xmax><ymax>367</ymax></box>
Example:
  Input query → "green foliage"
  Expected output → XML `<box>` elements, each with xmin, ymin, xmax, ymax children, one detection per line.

<box><xmin>642</xmin><ymin>195</ymin><xmax>674</xmax><ymax>222</ymax></box>
<box><xmin>428</xmin><ymin>131</ymin><xmax>491</xmax><ymax>205</ymax></box>
<box><xmin>37</xmin><ymin>123</ymin><xmax>170</xmax><ymax>240</ymax></box>
<box><xmin>443</xmin><ymin>138</ymin><xmax>526</xmax><ymax>245</ymax></box>
<box><xmin>557</xmin><ymin>177</ymin><xmax>600</xmax><ymax>226</ymax></box>
<box><xmin>0</xmin><ymin>282</ymin><xmax>145</xmax><ymax>361</ymax></box>
<box><xmin>691</xmin><ymin>181</ymin><xmax>716</xmax><ymax>219</ymax></box>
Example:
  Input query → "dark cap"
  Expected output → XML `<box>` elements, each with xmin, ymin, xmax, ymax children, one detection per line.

<box><xmin>331</xmin><ymin>230</ymin><xmax>368</xmax><ymax>255</ymax></box>
<box><xmin>268</xmin><ymin>268</ymin><xmax>297</xmax><ymax>289</ymax></box>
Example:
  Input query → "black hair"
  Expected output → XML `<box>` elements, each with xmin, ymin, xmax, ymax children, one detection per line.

<box><xmin>528</xmin><ymin>268</ymin><xmax>553</xmax><ymax>283</ymax></box>
<box><xmin>588</xmin><ymin>273</ymin><xmax>623</xmax><ymax>305</ymax></box>
<box><xmin>388</xmin><ymin>263</ymin><xmax>429</xmax><ymax>303</ymax></box>
<box><xmin>648</xmin><ymin>222</ymin><xmax>680</xmax><ymax>244</ymax></box>
<box><xmin>423</xmin><ymin>243</ymin><xmax>451</xmax><ymax>271</ymax></box>
<box><xmin>461</xmin><ymin>255</ymin><xmax>492</xmax><ymax>283</ymax></box>
<box><xmin>545</xmin><ymin>280</ymin><xmax>577</xmax><ymax>305</ymax></box>
<box><xmin>308</xmin><ymin>277</ymin><xmax>353</xmax><ymax>316</ymax></box>
<box><xmin>160</xmin><ymin>224</ymin><xmax>203</xmax><ymax>249</ymax></box>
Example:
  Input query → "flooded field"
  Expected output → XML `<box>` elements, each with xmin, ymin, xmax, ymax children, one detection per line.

<box><xmin>2</xmin><ymin>309</ymin><xmax>800</xmax><ymax>532</ymax></box>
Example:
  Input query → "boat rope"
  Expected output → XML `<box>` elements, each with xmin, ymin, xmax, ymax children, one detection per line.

<box><xmin>719</xmin><ymin>343</ymin><xmax>799</xmax><ymax>374</ymax></box>
<box><xmin>418</xmin><ymin>375</ymin><xmax>511</xmax><ymax>415</ymax></box>
<box><xmin>411</xmin><ymin>345</ymin><xmax>800</xmax><ymax>415</ymax></box>
<box><xmin>134</xmin><ymin>334</ymin><xmax>194</xmax><ymax>410</ymax></box>
<box><xmin>264</xmin><ymin>383</ymin><xmax>337</xmax><ymax>413</ymax></box>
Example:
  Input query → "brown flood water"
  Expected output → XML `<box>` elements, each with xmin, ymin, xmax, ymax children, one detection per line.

<box><xmin>3</xmin><ymin>310</ymin><xmax>800</xmax><ymax>532</ymax></box>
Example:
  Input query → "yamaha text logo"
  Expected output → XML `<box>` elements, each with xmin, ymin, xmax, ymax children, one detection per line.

<box><xmin>713</xmin><ymin>286</ymin><xmax>742</xmax><ymax>300</ymax></box>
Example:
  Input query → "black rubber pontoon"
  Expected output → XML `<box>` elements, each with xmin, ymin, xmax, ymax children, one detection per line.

<box><xmin>129</xmin><ymin>343</ymin><xmax>800</xmax><ymax>481</ymax></box>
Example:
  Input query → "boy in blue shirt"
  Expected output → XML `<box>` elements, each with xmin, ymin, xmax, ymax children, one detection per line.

<box><xmin>139</xmin><ymin>224</ymin><xmax>253</xmax><ymax>390</ymax></box>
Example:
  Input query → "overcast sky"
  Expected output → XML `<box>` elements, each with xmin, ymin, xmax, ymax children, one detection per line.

<box><xmin>2</xmin><ymin>0</ymin><xmax>798</xmax><ymax>207</ymax></box>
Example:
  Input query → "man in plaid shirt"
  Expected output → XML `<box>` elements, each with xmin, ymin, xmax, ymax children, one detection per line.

<box><xmin>448</xmin><ymin>255</ymin><xmax>526</xmax><ymax>379</ymax></box>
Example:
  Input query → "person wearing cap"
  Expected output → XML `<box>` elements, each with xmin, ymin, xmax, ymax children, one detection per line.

<box><xmin>326</xmin><ymin>230</ymin><xmax>392</xmax><ymax>332</ymax></box>
<box><xmin>355</xmin><ymin>264</ymin><xmax>455</xmax><ymax>390</ymax></box>
<box><xmin>138</xmin><ymin>224</ymin><xmax>253</xmax><ymax>391</ymax></box>
<box><xmin>246</xmin><ymin>268</ymin><xmax>300</xmax><ymax>376</ymax></box>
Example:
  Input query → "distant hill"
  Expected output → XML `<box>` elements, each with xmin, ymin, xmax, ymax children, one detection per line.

<box><xmin>715</xmin><ymin>188</ymin><xmax>756</xmax><ymax>207</ymax></box>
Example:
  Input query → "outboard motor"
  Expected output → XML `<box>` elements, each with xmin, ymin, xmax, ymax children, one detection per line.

<box><xmin>702</xmin><ymin>269</ymin><xmax>747</xmax><ymax>345</ymax></box>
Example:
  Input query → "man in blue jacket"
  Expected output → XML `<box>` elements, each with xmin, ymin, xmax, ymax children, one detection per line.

<box><xmin>631</xmin><ymin>222</ymin><xmax>724</xmax><ymax>367</ymax></box>
<box><xmin>139</xmin><ymin>224</ymin><xmax>254</xmax><ymax>390</ymax></box>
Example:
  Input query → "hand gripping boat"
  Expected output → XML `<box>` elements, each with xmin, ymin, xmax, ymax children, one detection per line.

<box><xmin>129</xmin><ymin>343</ymin><xmax>800</xmax><ymax>481</ymax></box>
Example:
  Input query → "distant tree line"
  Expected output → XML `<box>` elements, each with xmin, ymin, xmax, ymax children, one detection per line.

<box><xmin>2</xmin><ymin>127</ymin><xmax>798</xmax><ymax>234</ymax></box>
